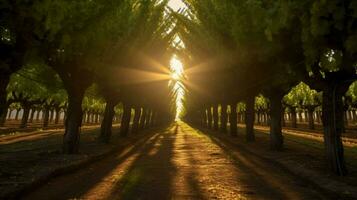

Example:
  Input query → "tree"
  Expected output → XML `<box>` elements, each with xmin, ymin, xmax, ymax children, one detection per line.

<box><xmin>284</xmin><ymin>83</ymin><xmax>321</xmax><ymax>129</ymax></box>
<box><xmin>6</xmin><ymin>63</ymin><xmax>66</xmax><ymax>128</ymax></box>
<box><xmin>289</xmin><ymin>0</ymin><xmax>357</xmax><ymax>175</ymax></box>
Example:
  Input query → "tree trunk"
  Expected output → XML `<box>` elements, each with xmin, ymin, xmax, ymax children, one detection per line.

<box><xmin>29</xmin><ymin>109</ymin><xmax>35</xmax><ymax>123</ymax></box>
<box><xmin>291</xmin><ymin>108</ymin><xmax>297</xmax><ymax>128</ymax></box>
<box><xmin>151</xmin><ymin>110</ymin><xmax>156</xmax><ymax>127</ymax></box>
<box><xmin>49</xmin><ymin>109</ymin><xmax>55</xmax><ymax>123</ymax></box>
<box><xmin>132</xmin><ymin>106</ymin><xmax>142</xmax><ymax>133</ymax></box>
<box><xmin>269</xmin><ymin>93</ymin><xmax>284</xmax><ymax>150</ymax></box>
<box><xmin>237</xmin><ymin>113</ymin><xmax>241</xmax><ymax>124</ymax></box>
<box><xmin>36</xmin><ymin>110</ymin><xmax>41</xmax><ymax>121</ymax></box>
<box><xmin>99</xmin><ymin>113</ymin><xmax>103</xmax><ymax>123</ymax></box>
<box><xmin>95</xmin><ymin>113</ymin><xmax>99</xmax><ymax>124</ymax></box>
<box><xmin>298</xmin><ymin>111</ymin><xmax>303</xmax><ymax>123</ymax></box>
<box><xmin>120</xmin><ymin>104</ymin><xmax>131</xmax><ymax>137</ymax></box>
<box><xmin>207</xmin><ymin>107</ymin><xmax>212</xmax><ymax>129</ymax></box>
<box><xmin>63</xmin><ymin>90</ymin><xmax>85</xmax><ymax>154</ymax></box>
<box><xmin>220</xmin><ymin>103</ymin><xmax>227</xmax><ymax>132</ymax></box>
<box><xmin>347</xmin><ymin>110</ymin><xmax>352</xmax><ymax>123</ymax></box>
<box><xmin>146</xmin><ymin>109</ymin><xmax>152</xmax><ymax>128</ymax></box>
<box><xmin>43</xmin><ymin>108</ymin><xmax>50</xmax><ymax>127</ymax></box>
<box><xmin>308</xmin><ymin>108</ymin><xmax>315</xmax><ymax>130</ymax></box>
<box><xmin>263</xmin><ymin>113</ymin><xmax>267</xmax><ymax>125</ymax></box>
<box><xmin>89</xmin><ymin>112</ymin><xmax>93</xmax><ymax>123</ymax></box>
<box><xmin>82</xmin><ymin>112</ymin><xmax>86</xmax><ymax>124</ymax></box>
<box><xmin>202</xmin><ymin>109</ymin><xmax>207</xmax><ymax>128</ymax></box>
<box><xmin>20</xmin><ymin>106</ymin><xmax>30</xmax><ymax>128</ymax></box>
<box><xmin>63</xmin><ymin>110</ymin><xmax>67</xmax><ymax>123</ymax></box>
<box><xmin>100</xmin><ymin>100</ymin><xmax>116</xmax><ymax>143</ymax></box>
<box><xmin>0</xmin><ymin>104</ymin><xmax>9</xmax><ymax>126</ymax></box>
<box><xmin>304</xmin><ymin>111</ymin><xmax>308</xmax><ymax>123</ymax></box>
<box><xmin>85</xmin><ymin>112</ymin><xmax>90</xmax><ymax>124</ymax></box>
<box><xmin>229</xmin><ymin>103</ymin><xmax>237</xmax><ymax>137</ymax></box>
<box><xmin>212</xmin><ymin>104</ymin><xmax>219</xmax><ymax>131</ymax></box>
<box><xmin>245</xmin><ymin>97</ymin><xmax>255</xmax><ymax>142</ymax></box>
<box><xmin>322</xmin><ymin>85</ymin><xmax>348</xmax><ymax>176</ymax></box>
<box><xmin>343</xmin><ymin>111</ymin><xmax>348</xmax><ymax>132</ymax></box>
<box><xmin>315</xmin><ymin>111</ymin><xmax>320</xmax><ymax>124</ymax></box>
<box><xmin>0</xmin><ymin>74</ymin><xmax>10</xmax><ymax>123</ymax></box>
<box><xmin>281</xmin><ymin>109</ymin><xmax>286</xmax><ymax>127</ymax></box>
<box><xmin>15</xmin><ymin>109</ymin><xmax>20</xmax><ymax>120</ymax></box>
<box><xmin>7</xmin><ymin>109</ymin><xmax>12</xmax><ymax>119</ymax></box>
<box><xmin>91</xmin><ymin>113</ymin><xmax>94</xmax><ymax>123</ymax></box>
<box><xmin>140</xmin><ymin>108</ymin><xmax>147</xmax><ymax>129</ymax></box>
<box><xmin>55</xmin><ymin>108</ymin><xmax>61</xmax><ymax>124</ymax></box>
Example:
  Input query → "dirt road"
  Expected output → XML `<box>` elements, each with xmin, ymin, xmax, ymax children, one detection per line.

<box><xmin>23</xmin><ymin>122</ymin><xmax>329</xmax><ymax>200</ymax></box>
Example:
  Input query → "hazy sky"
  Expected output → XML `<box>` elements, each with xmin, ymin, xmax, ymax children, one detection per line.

<box><xmin>168</xmin><ymin>0</ymin><xmax>186</xmax><ymax>11</ymax></box>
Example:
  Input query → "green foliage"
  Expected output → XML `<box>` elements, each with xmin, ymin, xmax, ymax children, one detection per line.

<box><xmin>83</xmin><ymin>84</ymin><xmax>106</xmax><ymax>113</ymax></box>
<box><xmin>346</xmin><ymin>81</ymin><xmax>357</xmax><ymax>104</ymax></box>
<box><xmin>255</xmin><ymin>95</ymin><xmax>269</xmax><ymax>112</ymax></box>
<box><xmin>299</xmin><ymin>0</ymin><xmax>357</xmax><ymax>73</ymax></box>
<box><xmin>7</xmin><ymin>63</ymin><xmax>67</xmax><ymax>105</ymax></box>
<box><xmin>236</xmin><ymin>102</ymin><xmax>246</xmax><ymax>113</ymax></box>
<box><xmin>283</xmin><ymin>82</ymin><xmax>321</xmax><ymax>108</ymax></box>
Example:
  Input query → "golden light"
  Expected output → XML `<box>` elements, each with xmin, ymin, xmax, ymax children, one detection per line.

<box><xmin>167</xmin><ymin>0</ymin><xmax>186</xmax><ymax>121</ymax></box>
<box><xmin>168</xmin><ymin>0</ymin><xmax>186</xmax><ymax>11</ymax></box>
<box><xmin>170</xmin><ymin>56</ymin><xmax>185</xmax><ymax>121</ymax></box>
<box><xmin>170</xmin><ymin>57</ymin><xmax>183</xmax><ymax>80</ymax></box>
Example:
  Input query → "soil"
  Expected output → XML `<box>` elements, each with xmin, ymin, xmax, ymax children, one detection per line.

<box><xmin>23</xmin><ymin>122</ymin><xmax>333</xmax><ymax>200</ymax></box>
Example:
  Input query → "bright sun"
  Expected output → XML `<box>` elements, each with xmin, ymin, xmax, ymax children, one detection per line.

<box><xmin>170</xmin><ymin>56</ymin><xmax>185</xmax><ymax>121</ymax></box>
<box><xmin>168</xmin><ymin>0</ymin><xmax>186</xmax><ymax>11</ymax></box>
<box><xmin>170</xmin><ymin>57</ymin><xmax>183</xmax><ymax>80</ymax></box>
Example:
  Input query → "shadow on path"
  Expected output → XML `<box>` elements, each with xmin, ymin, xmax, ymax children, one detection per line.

<box><xmin>107</xmin><ymin>125</ymin><xmax>178</xmax><ymax>199</ymax></box>
<box><xmin>24</xmin><ymin>128</ymin><xmax>164</xmax><ymax>200</ymax></box>
<box><xmin>187</xmin><ymin>123</ymin><xmax>331</xmax><ymax>200</ymax></box>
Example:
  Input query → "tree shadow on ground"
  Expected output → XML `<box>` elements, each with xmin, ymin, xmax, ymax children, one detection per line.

<box><xmin>23</xmin><ymin>127</ymin><xmax>162</xmax><ymax>200</ymax></box>
<box><xmin>106</xmin><ymin>124</ymin><xmax>178</xmax><ymax>199</ymax></box>
<box><xmin>186</xmin><ymin>123</ymin><xmax>329</xmax><ymax>200</ymax></box>
<box><xmin>24</xmin><ymin>123</ymin><xmax>210</xmax><ymax>200</ymax></box>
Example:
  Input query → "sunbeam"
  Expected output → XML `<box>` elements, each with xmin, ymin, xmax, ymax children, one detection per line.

<box><xmin>170</xmin><ymin>55</ymin><xmax>185</xmax><ymax>121</ymax></box>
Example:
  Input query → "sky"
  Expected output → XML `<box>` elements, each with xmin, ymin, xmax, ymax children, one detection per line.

<box><xmin>168</xmin><ymin>0</ymin><xmax>186</xmax><ymax>11</ymax></box>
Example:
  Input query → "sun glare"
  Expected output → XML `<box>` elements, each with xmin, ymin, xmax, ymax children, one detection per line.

<box><xmin>170</xmin><ymin>57</ymin><xmax>183</xmax><ymax>80</ymax></box>
<box><xmin>168</xmin><ymin>0</ymin><xmax>186</xmax><ymax>11</ymax></box>
<box><xmin>168</xmin><ymin>0</ymin><xmax>186</xmax><ymax>121</ymax></box>
<box><xmin>170</xmin><ymin>56</ymin><xmax>185</xmax><ymax>121</ymax></box>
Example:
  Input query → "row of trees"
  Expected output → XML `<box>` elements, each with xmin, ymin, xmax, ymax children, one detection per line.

<box><xmin>0</xmin><ymin>67</ymin><xmax>119</xmax><ymax>129</ymax></box>
<box><xmin>179</xmin><ymin>0</ymin><xmax>357</xmax><ymax>175</ymax></box>
<box><xmin>194</xmin><ymin>82</ymin><xmax>357</xmax><ymax>133</ymax></box>
<box><xmin>254</xmin><ymin>82</ymin><xmax>357</xmax><ymax>130</ymax></box>
<box><xmin>0</xmin><ymin>0</ymin><xmax>176</xmax><ymax>153</ymax></box>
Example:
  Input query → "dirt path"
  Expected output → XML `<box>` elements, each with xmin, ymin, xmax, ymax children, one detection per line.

<box><xmin>23</xmin><ymin>122</ymin><xmax>329</xmax><ymax>200</ymax></box>
<box><xmin>0</xmin><ymin>124</ymin><xmax>114</xmax><ymax>145</ymax></box>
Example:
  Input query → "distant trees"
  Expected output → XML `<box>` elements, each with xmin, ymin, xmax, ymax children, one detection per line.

<box><xmin>283</xmin><ymin>83</ymin><xmax>321</xmax><ymax>130</ymax></box>
<box><xmin>4</xmin><ymin>63</ymin><xmax>67</xmax><ymax>127</ymax></box>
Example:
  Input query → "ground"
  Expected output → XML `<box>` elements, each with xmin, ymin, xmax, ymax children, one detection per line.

<box><xmin>21</xmin><ymin>122</ymin><xmax>334</xmax><ymax>200</ymax></box>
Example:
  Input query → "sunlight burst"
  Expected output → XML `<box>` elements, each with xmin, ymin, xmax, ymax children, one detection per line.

<box><xmin>170</xmin><ymin>56</ymin><xmax>185</xmax><ymax>121</ymax></box>
<box><xmin>168</xmin><ymin>0</ymin><xmax>186</xmax><ymax>11</ymax></box>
